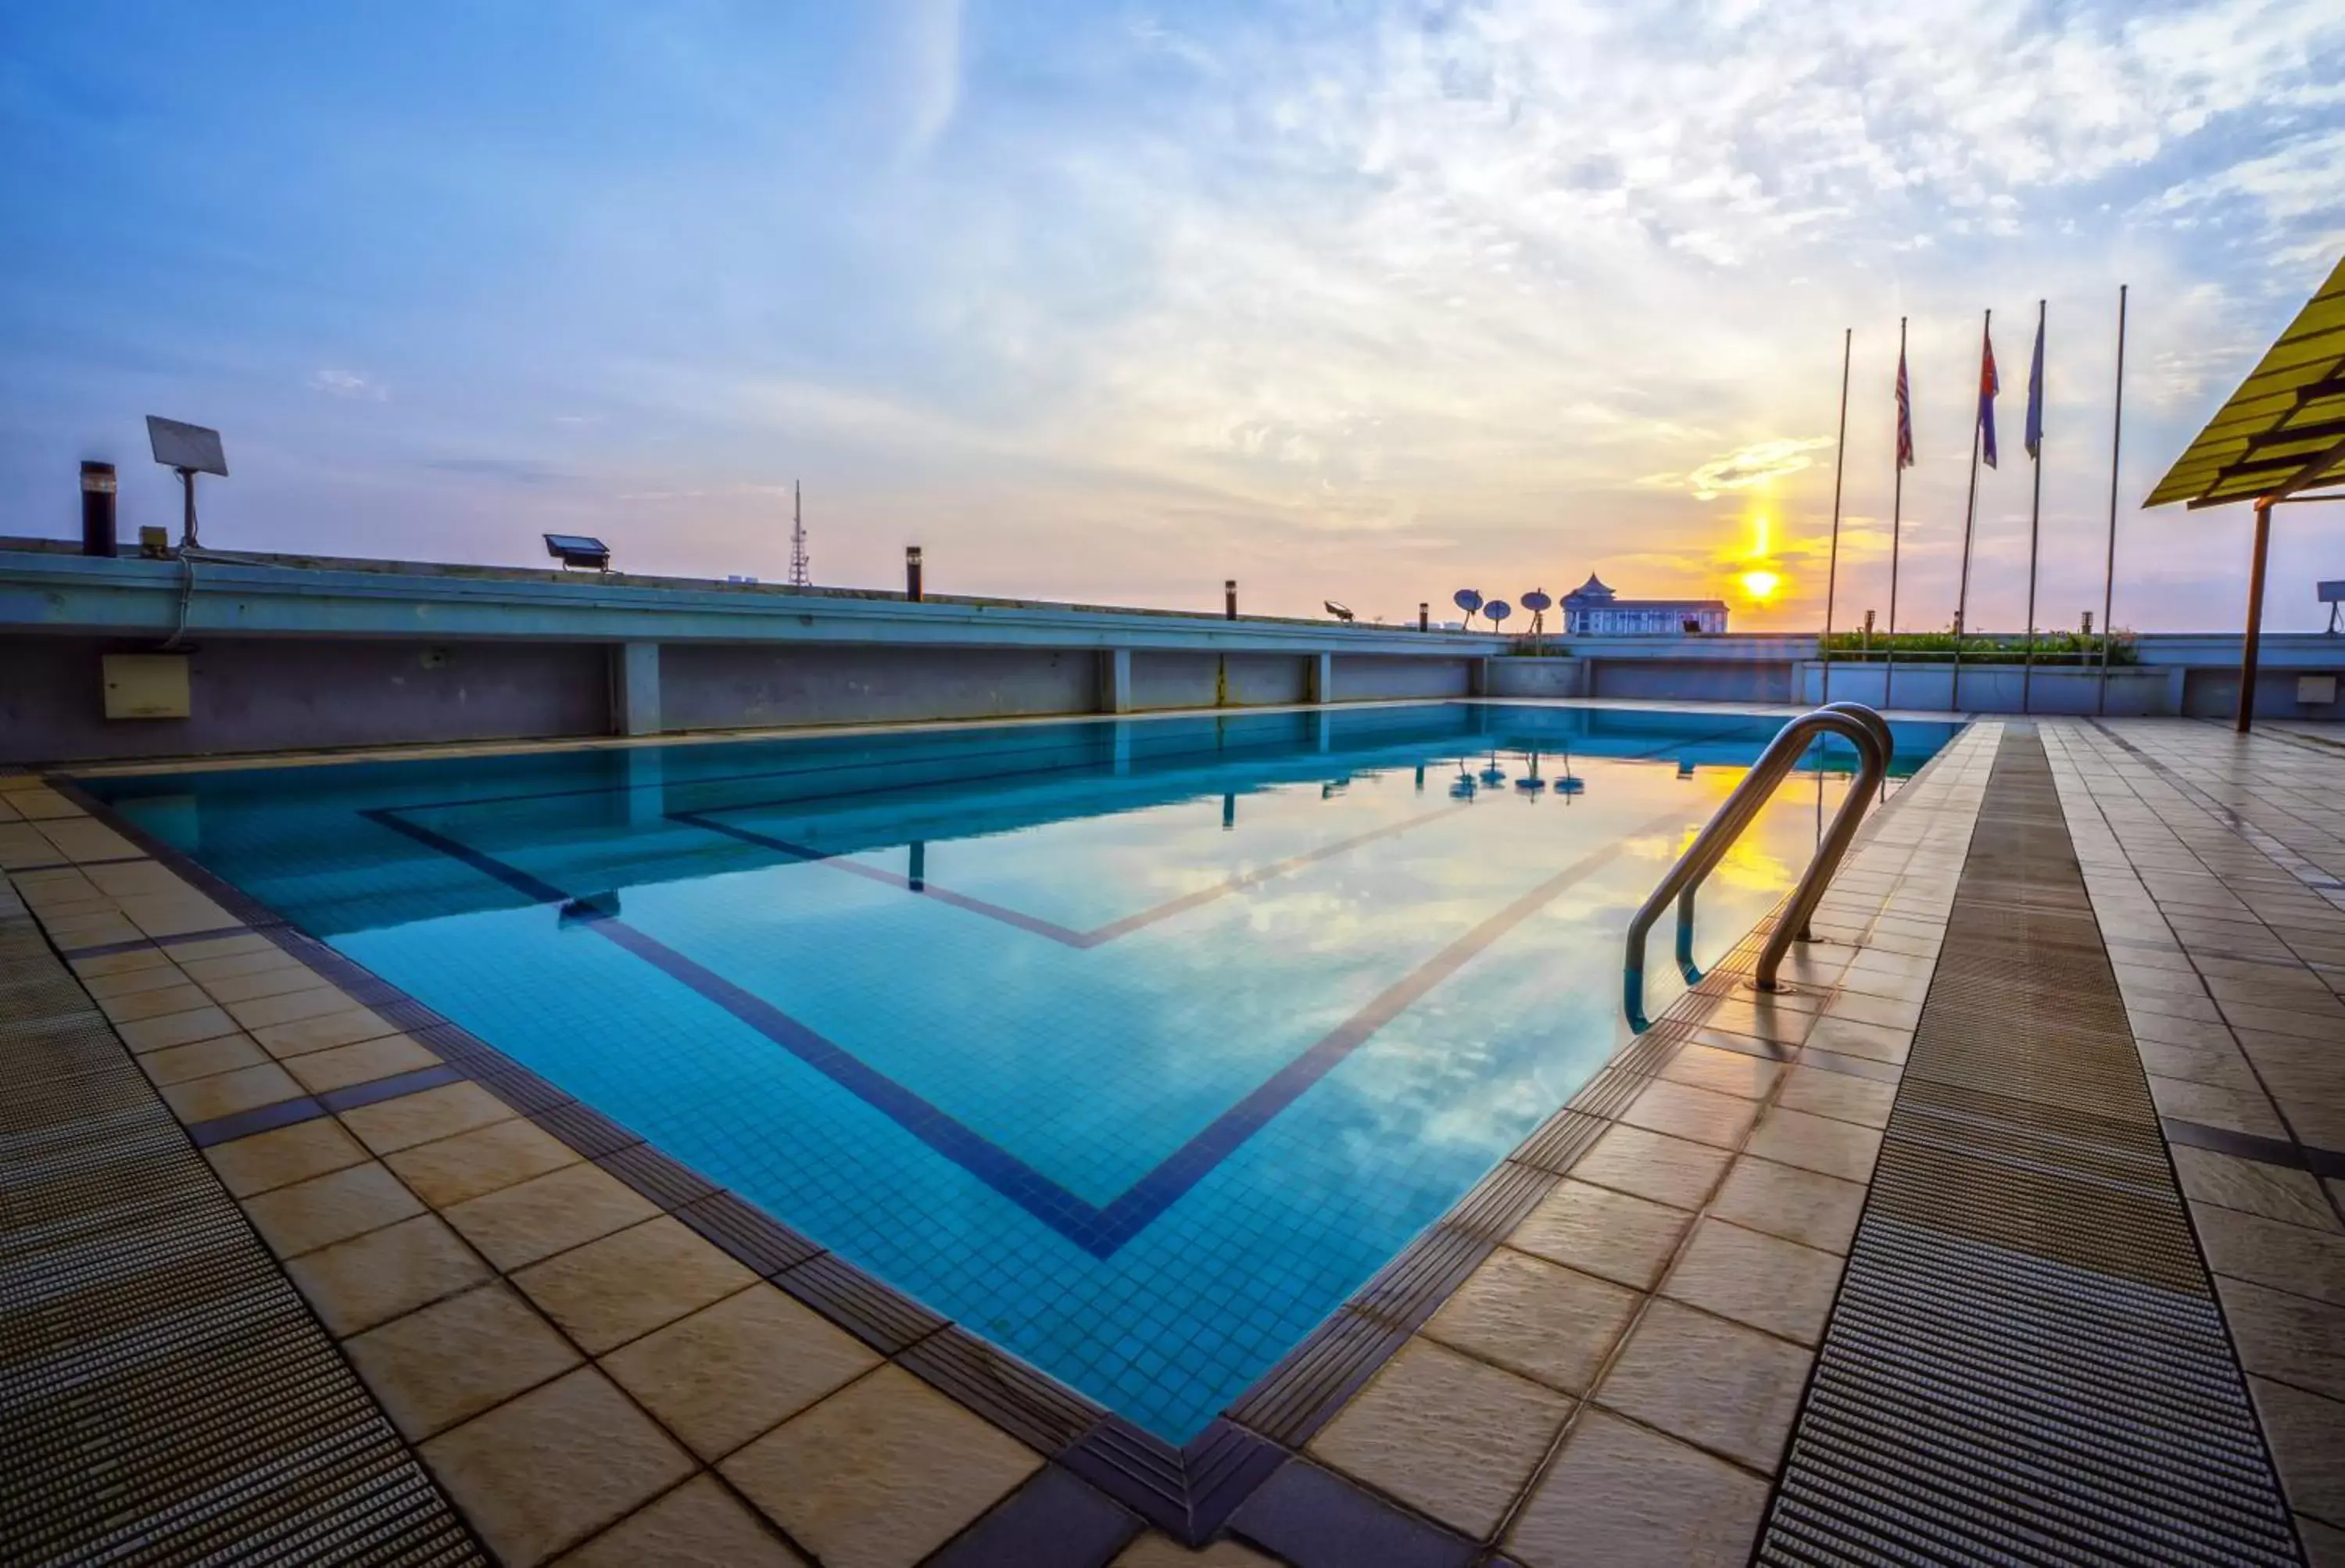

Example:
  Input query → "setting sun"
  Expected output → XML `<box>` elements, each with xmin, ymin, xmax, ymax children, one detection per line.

<box><xmin>1739</xmin><ymin>569</ymin><xmax>1782</xmax><ymax>601</ymax></box>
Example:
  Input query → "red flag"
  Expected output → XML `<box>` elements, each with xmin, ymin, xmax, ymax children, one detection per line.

<box><xmin>1979</xmin><ymin>331</ymin><xmax>2000</xmax><ymax>469</ymax></box>
<box><xmin>1896</xmin><ymin>346</ymin><xmax>1915</xmax><ymax>469</ymax></box>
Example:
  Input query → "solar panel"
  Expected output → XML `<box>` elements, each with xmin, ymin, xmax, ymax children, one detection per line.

<box><xmin>544</xmin><ymin>533</ymin><xmax>610</xmax><ymax>569</ymax></box>
<box><xmin>146</xmin><ymin>416</ymin><xmax>227</xmax><ymax>476</ymax></box>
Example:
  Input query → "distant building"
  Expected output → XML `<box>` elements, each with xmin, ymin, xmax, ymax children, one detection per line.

<box><xmin>1561</xmin><ymin>575</ymin><xmax>1728</xmax><ymax>635</ymax></box>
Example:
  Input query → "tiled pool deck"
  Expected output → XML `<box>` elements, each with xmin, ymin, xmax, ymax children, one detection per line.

<box><xmin>1</xmin><ymin>715</ymin><xmax>2339</xmax><ymax>1566</ymax></box>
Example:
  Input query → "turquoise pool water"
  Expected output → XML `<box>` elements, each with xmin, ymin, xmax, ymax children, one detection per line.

<box><xmin>90</xmin><ymin>702</ymin><xmax>1955</xmax><ymax>1439</ymax></box>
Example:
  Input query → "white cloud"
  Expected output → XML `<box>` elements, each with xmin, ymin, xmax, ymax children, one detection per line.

<box><xmin>308</xmin><ymin>368</ymin><xmax>385</xmax><ymax>401</ymax></box>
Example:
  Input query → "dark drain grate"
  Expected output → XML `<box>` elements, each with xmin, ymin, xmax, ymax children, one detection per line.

<box><xmin>0</xmin><ymin>905</ymin><xmax>487</xmax><ymax>1567</ymax></box>
<box><xmin>1757</xmin><ymin>732</ymin><xmax>2303</xmax><ymax>1566</ymax></box>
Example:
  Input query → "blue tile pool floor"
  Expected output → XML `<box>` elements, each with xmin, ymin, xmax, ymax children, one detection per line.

<box><xmin>88</xmin><ymin>703</ymin><xmax>1956</xmax><ymax>1440</ymax></box>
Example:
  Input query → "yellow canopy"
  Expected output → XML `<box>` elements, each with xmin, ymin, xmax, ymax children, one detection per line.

<box><xmin>2146</xmin><ymin>253</ymin><xmax>2345</xmax><ymax>508</ymax></box>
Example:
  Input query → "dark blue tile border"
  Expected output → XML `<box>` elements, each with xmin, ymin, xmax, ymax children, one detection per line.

<box><xmin>184</xmin><ymin>1093</ymin><xmax>327</xmax><ymax>1148</ymax></box>
<box><xmin>926</xmin><ymin>1465</ymin><xmax>1141</xmax><ymax>1568</ymax></box>
<box><xmin>359</xmin><ymin>801</ymin><xmax>1659</xmax><ymax>1258</ymax></box>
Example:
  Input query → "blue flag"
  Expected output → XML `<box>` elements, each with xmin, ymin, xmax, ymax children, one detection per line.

<box><xmin>2025</xmin><ymin>311</ymin><xmax>2046</xmax><ymax>462</ymax></box>
<box><xmin>1978</xmin><ymin>330</ymin><xmax>2000</xmax><ymax>470</ymax></box>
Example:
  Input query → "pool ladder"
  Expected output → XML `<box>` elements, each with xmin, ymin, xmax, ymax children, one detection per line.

<box><xmin>1624</xmin><ymin>702</ymin><xmax>1893</xmax><ymax>1030</ymax></box>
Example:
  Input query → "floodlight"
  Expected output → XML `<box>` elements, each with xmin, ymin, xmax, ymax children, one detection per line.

<box><xmin>544</xmin><ymin>533</ymin><xmax>611</xmax><ymax>571</ymax></box>
<box><xmin>1324</xmin><ymin>600</ymin><xmax>1355</xmax><ymax>621</ymax></box>
<box><xmin>2322</xmin><ymin>581</ymin><xmax>2344</xmax><ymax>632</ymax></box>
<box><xmin>146</xmin><ymin>416</ymin><xmax>227</xmax><ymax>548</ymax></box>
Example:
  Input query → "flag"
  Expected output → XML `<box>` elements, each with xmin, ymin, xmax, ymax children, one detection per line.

<box><xmin>2025</xmin><ymin>310</ymin><xmax>2046</xmax><ymax>461</ymax></box>
<box><xmin>1978</xmin><ymin>328</ymin><xmax>2000</xmax><ymax>469</ymax></box>
<box><xmin>1896</xmin><ymin>345</ymin><xmax>1915</xmax><ymax>469</ymax></box>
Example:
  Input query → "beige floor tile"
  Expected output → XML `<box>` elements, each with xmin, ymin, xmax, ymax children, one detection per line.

<box><xmin>1596</xmin><ymin>1299</ymin><xmax>1811</xmax><ymax>1473</ymax></box>
<box><xmin>158</xmin><ymin>1060</ymin><xmax>306</xmax><ymax>1123</ymax></box>
<box><xmin>1568</xmin><ymin>1122</ymin><xmax>1731</xmax><ymax>1211</ymax></box>
<box><xmin>70</xmin><ymin>947</ymin><xmax>174</xmax><ymax>979</ymax></box>
<box><xmin>1745</xmin><ymin>1107</ymin><xmax>1882</xmax><ymax>1183</ymax></box>
<box><xmin>256</xmin><ymin>1006</ymin><xmax>400</xmax><ymax>1057</ymax></box>
<box><xmin>2146</xmin><ymin>1076</ymin><xmax>2289</xmax><ymax>1140</ymax></box>
<box><xmin>283</xmin><ymin>1034</ymin><xmax>442</xmax><ymax>1095</ymax></box>
<box><xmin>178</xmin><ymin>946</ymin><xmax>306</xmax><ymax>983</ymax></box>
<box><xmin>1422</xmin><ymin>1247</ymin><xmax>1639</xmax><ymax>1396</ymax></box>
<box><xmin>720</xmin><ymin>1365</ymin><xmax>1040</xmax><ymax>1568</ymax></box>
<box><xmin>446</xmin><ymin>1162</ymin><xmax>661</xmax><ymax>1272</ymax></box>
<box><xmin>2198</xmin><ymin>1208</ymin><xmax>2345</xmax><ymax>1309</ymax></box>
<box><xmin>1802</xmin><ymin>1015</ymin><xmax>1911</xmax><ymax>1065</ymax></box>
<box><xmin>1774</xmin><ymin>1066</ymin><xmax>1897</xmax><ymax>1129</ymax></box>
<box><xmin>346</xmin><ymin>1283</ymin><xmax>583</xmax><ymax>1441</ymax></box>
<box><xmin>340</xmin><ymin>1081</ymin><xmax>516</xmax><ymax>1155</ymax></box>
<box><xmin>1112</xmin><ymin>1534</ymin><xmax>1280</xmax><ymax>1566</ymax></box>
<box><xmin>422</xmin><ymin>1366</ymin><xmax>696</xmax><ymax>1567</ymax></box>
<box><xmin>286</xmin><ymin>1212</ymin><xmax>494</xmax><ymax>1337</ymax></box>
<box><xmin>1700</xmin><ymin>997</ymin><xmax>1815</xmax><ymax>1046</ymax></box>
<box><xmin>2136</xmin><ymin>1039</ymin><xmax>2264</xmax><ymax>1091</ymax></box>
<box><xmin>2171</xmin><ymin>1147</ymin><xmax>2340</xmax><ymax>1233</ymax></box>
<box><xmin>204</xmin><ymin>1116</ymin><xmax>371</xmax><ymax>1197</ymax></box>
<box><xmin>386</xmin><ymin>1117</ymin><xmax>583</xmax><ymax>1208</ymax></box>
<box><xmin>84</xmin><ymin>961</ymin><xmax>199</xmax><ymax>1001</ymax></box>
<box><xmin>2216</xmin><ymin>1276</ymin><xmax>2345</xmax><ymax>1402</ymax></box>
<box><xmin>1508</xmin><ymin>1180</ymin><xmax>1692</xmax><ymax>1291</ymax></box>
<box><xmin>2250</xmin><ymin>1376</ymin><xmax>2345</xmax><ymax>1525</ymax></box>
<box><xmin>138</xmin><ymin>1033</ymin><xmax>268</xmax><ymax>1087</ymax></box>
<box><xmin>1821</xmin><ymin>991</ymin><xmax>1923</xmax><ymax>1033</ymax></box>
<box><xmin>2299</xmin><ymin>1514</ymin><xmax>2345</xmax><ymax>1568</ymax></box>
<box><xmin>515</xmin><ymin>1217</ymin><xmax>756</xmax><ymax>1355</ymax></box>
<box><xmin>1308</xmin><ymin>1338</ymin><xmax>1569</xmax><ymax>1538</ymax></box>
<box><xmin>1505</xmin><ymin>1408</ymin><xmax>1770</xmax><ymax>1568</ymax></box>
<box><xmin>603</xmin><ymin>1283</ymin><xmax>881</xmax><ymax>1462</ymax></box>
<box><xmin>242</xmin><ymin>1160</ymin><xmax>425</xmax><ymax>1258</ymax></box>
<box><xmin>196</xmin><ymin>962</ymin><xmax>336</xmax><ymax>1005</ymax></box>
<box><xmin>98</xmin><ymin>980</ymin><xmax>213</xmax><ymax>1023</ymax></box>
<box><xmin>1709</xmin><ymin>1156</ymin><xmax>1868</xmax><ymax>1256</ymax></box>
<box><xmin>227</xmin><ymin>983</ymin><xmax>360</xmax><ymax>1031</ymax></box>
<box><xmin>1659</xmin><ymin>1044</ymin><xmax>1785</xmax><ymax>1101</ymax></box>
<box><xmin>163</xmin><ymin>931</ymin><xmax>275</xmax><ymax>962</ymax></box>
<box><xmin>555</xmin><ymin>1475</ymin><xmax>808</xmax><ymax>1567</ymax></box>
<box><xmin>1663</xmin><ymin>1219</ymin><xmax>1843</xmax><ymax>1345</ymax></box>
<box><xmin>1620</xmin><ymin>1079</ymin><xmax>1761</xmax><ymax>1151</ymax></box>
<box><xmin>118</xmin><ymin>890</ymin><xmax>234</xmax><ymax>936</ymax></box>
<box><xmin>117</xmin><ymin>1004</ymin><xmax>238</xmax><ymax>1054</ymax></box>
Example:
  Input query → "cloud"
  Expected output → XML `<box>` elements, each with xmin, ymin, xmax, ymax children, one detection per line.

<box><xmin>420</xmin><ymin>456</ymin><xmax>569</xmax><ymax>486</ymax></box>
<box><xmin>308</xmin><ymin>369</ymin><xmax>386</xmax><ymax>401</ymax></box>
<box><xmin>1647</xmin><ymin>439</ymin><xmax>1841</xmax><ymax>501</ymax></box>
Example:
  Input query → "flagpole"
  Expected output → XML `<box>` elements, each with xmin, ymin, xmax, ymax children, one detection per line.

<box><xmin>2097</xmin><ymin>285</ymin><xmax>2128</xmax><ymax>716</ymax></box>
<box><xmin>1953</xmin><ymin>307</ymin><xmax>1989</xmax><ymax>714</ymax></box>
<box><xmin>1887</xmin><ymin>316</ymin><xmax>1907</xmax><ymax>711</ymax></box>
<box><xmin>1821</xmin><ymin>328</ymin><xmax>1852</xmax><ymax>704</ymax></box>
<box><xmin>2021</xmin><ymin>299</ymin><xmax>2046</xmax><ymax>714</ymax></box>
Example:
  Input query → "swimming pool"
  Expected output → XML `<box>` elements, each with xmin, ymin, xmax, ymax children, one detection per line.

<box><xmin>88</xmin><ymin>702</ymin><xmax>1956</xmax><ymax>1440</ymax></box>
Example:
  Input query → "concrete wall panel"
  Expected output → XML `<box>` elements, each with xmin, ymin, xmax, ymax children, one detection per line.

<box><xmin>1127</xmin><ymin>651</ymin><xmax>1309</xmax><ymax>710</ymax></box>
<box><xmin>660</xmin><ymin>643</ymin><xmax>1095</xmax><ymax>730</ymax></box>
<box><xmin>0</xmin><ymin>635</ymin><xmax>608</xmax><ymax>764</ymax></box>
<box><xmin>1334</xmin><ymin>654</ymin><xmax>1471</xmax><ymax>701</ymax></box>
<box><xmin>1589</xmin><ymin>657</ymin><xmax>1795</xmax><ymax>704</ymax></box>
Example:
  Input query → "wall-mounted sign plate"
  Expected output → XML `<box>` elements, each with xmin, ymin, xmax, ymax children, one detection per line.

<box><xmin>102</xmin><ymin>653</ymin><xmax>192</xmax><ymax>719</ymax></box>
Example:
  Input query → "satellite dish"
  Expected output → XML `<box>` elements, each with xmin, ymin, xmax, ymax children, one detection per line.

<box><xmin>1485</xmin><ymin>600</ymin><xmax>1513</xmax><ymax>625</ymax></box>
<box><xmin>1452</xmin><ymin>589</ymin><xmax>1482</xmax><ymax>614</ymax></box>
<box><xmin>1520</xmin><ymin>590</ymin><xmax>1552</xmax><ymax>613</ymax></box>
<box><xmin>1324</xmin><ymin>600</ymin><xmax>1355</xmax><ymax>621</ymax></box>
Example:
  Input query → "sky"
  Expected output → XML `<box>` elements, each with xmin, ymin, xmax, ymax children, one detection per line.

<box><xmin>2</xmin><ymin>1</ymin><xmax>2341</xmax><ymax>631</ymax></box>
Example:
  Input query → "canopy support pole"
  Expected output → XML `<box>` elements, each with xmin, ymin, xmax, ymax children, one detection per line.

<box><xmin>2236</xmin><ymin>496</ymin><xmax>2272</xmax><ymax>733</ymax></box>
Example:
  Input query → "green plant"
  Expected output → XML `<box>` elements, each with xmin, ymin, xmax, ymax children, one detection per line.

<box><xmin>1820</xmin><ymin>629</ymin><xmax>2138</xmax><ymax>666</ymax></box>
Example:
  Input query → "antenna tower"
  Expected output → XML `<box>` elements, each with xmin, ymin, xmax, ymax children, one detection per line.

<box><xmin>788</xmin><ymin>481</ymin><xmax>811</xmax><ymax>586</ymax></box>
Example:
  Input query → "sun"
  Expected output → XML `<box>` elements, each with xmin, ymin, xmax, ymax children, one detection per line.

<box><xmin>1739</xmin><ymin>569</ymin><xmax>1782</xmax><ymax>602</ymax></box>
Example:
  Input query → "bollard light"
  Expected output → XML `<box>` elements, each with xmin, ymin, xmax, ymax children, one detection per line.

<box><xmin>81</xmin><ymin>462</ymin><xmax>118</xmax><ymax>559</ymax></box>
<box><xmin>1225</xmin><ymin>579</ymin><xmax>1237</xmax><ymax>620</ymax></box>
<box><xmin>907</xmin><ymin>546</ymin><xmax>924</xmax><ymax>603</ymax></box>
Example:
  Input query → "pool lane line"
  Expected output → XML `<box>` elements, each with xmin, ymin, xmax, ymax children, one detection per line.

<box><xmin>668</xmin><ymin>797</ymin><xmax>1480</xmax><ymax>950</ymax></box>
<box><xmin>358</xmin><ymin>797</ymin><xmax>1695</xmax><ymax>1258</ymax></box>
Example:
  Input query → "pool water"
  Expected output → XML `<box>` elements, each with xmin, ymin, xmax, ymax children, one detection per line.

<box><xmin>90</xmin><ymin>702</ymin><xmax>1955</xmax><ymax>1440</ymax></box>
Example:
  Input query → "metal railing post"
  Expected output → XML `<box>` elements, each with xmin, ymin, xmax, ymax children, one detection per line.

<box><xmin>1624</xmin><ymin>704</ymin><xmax>1890</xmax><ymax>1029</ymax></box>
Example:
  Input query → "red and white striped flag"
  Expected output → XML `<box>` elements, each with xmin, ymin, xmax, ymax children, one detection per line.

<box><xmin>1896</xmin><ymin>345</ymin><xmax>1915</xmax><ymax>469</ymax></box>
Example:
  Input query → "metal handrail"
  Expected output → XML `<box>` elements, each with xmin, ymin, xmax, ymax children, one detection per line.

<box><xmin>1625</xmin><ymin>703</ymin><xmax>1892</xmax><ymax>1029</ymax></box>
